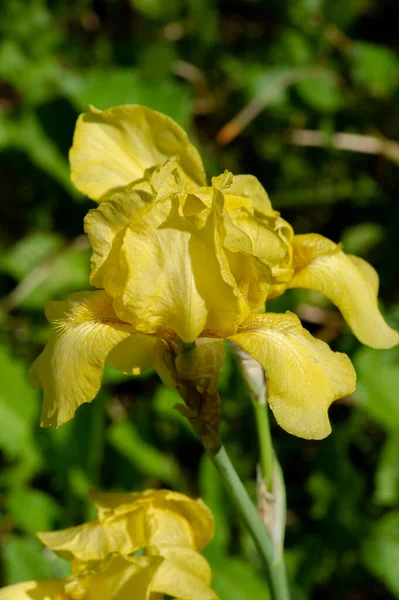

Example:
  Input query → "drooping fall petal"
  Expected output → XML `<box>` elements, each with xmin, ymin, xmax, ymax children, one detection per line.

<box><xmin>228</xmin><ymin>312</ymin><xmax>356</xmax><ymax>439</ymax></box>
<box><xmin>0</xmin><ymin>580</ymin><xmax>68</xmax><ymax>600</ymax></box>
<box><xmin>70</xmin><ymin>104</ymin><xmax>206</xmax><ymax>201</ymax></box>
<box><xmin>288</xmin><ymin>234</ymin><xmax>399</xmax><ymax>349</ymax></box>
<box><xmin>29</xmin><ymin>290</ymin><xmax>154</xmax><ymax>427</ymax></box>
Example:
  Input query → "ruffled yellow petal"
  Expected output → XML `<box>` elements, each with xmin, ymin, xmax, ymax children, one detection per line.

<box><xmin>0</xmin><ymin>580</ymin><xmax>68</xmax><ymax>600</ymax></box>
<box><xmin>152</xmin><ymin>556</ymin><xmax>218</xmax><ymax>600</ymax></box>
<box><xmin>38</xmin><ymin>517</ymin><xmax>132</xmax><ymax>562</ymax></box>
<box><xmin>113</xmin><ymin>195</ymin><xmax>240</xmax><ymax>342</ymax></box>
<box><xmin>29</xmin><ymin>290</ymin><xmax>150</xmax><ymax>427</ymax></box>
<box><xmin>65</xmin><ymin>554</ymin><xmax>162</xmax><ymax>600</ymax></box>
<box><xmin>288</xmin><ymin>234</ymin><xmax>399</xmax><ymax>349</ymax></box>
<box><xmin>38</xmin><ymin>489</ymin><xmax>214</xmax><ymax>562</ymax></box>
<box><xmin>90</xmin><ymin>489</ymin><xmax>214</xmax><ymax>551</ymax></box>
<box><xmin>228</xmin><ymin>312</ymin><xmax>356</xmax><ymax>439</ymax></box>
<box><xmin>70</xmin><ymin>104</ymin><xmax>206</xmax><ymax>201</ymax></box>
<box><xmin>84</xmin><ymin>158</ymin><xmax>183</xmax><ymax>291</ymax></box>
<box><xmin>222</xmin><ymin>174</ymin><xmax>272</xmax><ymax>214</ymax></box>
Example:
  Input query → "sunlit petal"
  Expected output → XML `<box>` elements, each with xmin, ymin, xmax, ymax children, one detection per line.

<box><xmin>65</xmin><ymin>554</ymin><xmax>162</xmax><ymax>600</ymax></box>
<box><xmin>229</xmin><ymin>312</ymin><xmax>356</xmax><ymax>439</ymax></box>
<box><xmin>289</xmin><ymin>234</ymin><xmax>399</xmax><ymax>349</ymax></box>
<box><xmin>90</xmin><ymin>489</ymin><xmax>214</xmax><ymax>551</ymax></box>
<box><xmin>29</xmin><ymin>291</ymin><xmax>148</xmax><ymax>427</ymax></box>
<box><xmin>222</xmin><ymin>174</ymin><xmax>272</xmax><ymax>214</ymax></box>
<box><xmin>113</xmin><ymin>195</ymin><xmax>240</xmax><ymax>342</ymax></box>
<box><xmin>70</xmin><ymin>104</ymin><xmax>206</xmax><ymax>201</ymax></box>
<box><xmin>38</xmin><ymin>489</ymin><xmax>214</xmax><ymax>562</ymax></box>
<box><xmin>152</xmin><ymin>557</ymin><xmax>218</xmax><ymax>600</ymax></box>
<box><xmin>84</xmin><ymin>158</ymin><xmax>184</xmax><ymax>291</ymax></box>
<box><xmin>0</xmin><ymin>580</ymin><xmax>68</xmax><ymax>600</ymax></box>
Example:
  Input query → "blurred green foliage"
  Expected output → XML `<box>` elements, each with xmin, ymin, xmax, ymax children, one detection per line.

<box><xmin>0</xmin><ymin>0</ymin><xmax>399</xmax><ymax>598</ymax></box>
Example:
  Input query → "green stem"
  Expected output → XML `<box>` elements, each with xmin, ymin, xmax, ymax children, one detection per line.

<box><xmin>253</xmin><ymin>399</ymin><xmax>273</xmax><ymax>491</ymax></box>
<box><xmin>208</xmin><ymin>445</ymin><xmax>290</xmax><ymax>600</ymax></box>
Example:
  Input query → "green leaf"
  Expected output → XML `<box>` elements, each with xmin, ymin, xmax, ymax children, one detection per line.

<box><xmin>353</xmin><ymin>347</ymin><xmax>399</xmax><ymax>431</ymax></box>
<box><xmin>7</xmin><ymin>488</ymin><xmax>61</xmax><ymax>535</ymax></box>
<box><xmin>362</xmin><ymin>511</ymin><xmax>399</xmax><ymax>596</ymax></box>
<box><xmin>2</xmin><ymin>536</ymin><xmax>70</xmax><ymax>584</ymax></box>
<box><xmin>0</xmin><ymin>232</ymin><xmax>62</xmax><ymax>280</ymax></box>
<box><xmin>199</xmin><ymin>455</ymin><xmax>229</xmax><ymax>555</ymax></box>
<box><xmin>130</xmin><ymin>0</ymin><xmax>182</xmax><ymax>20</ymax></box>
<box><xmin>0</xmin><ymin>344</ymin><xmax>41</xmax><ymax>481</ymax></box>
<box><xmin>0</xmin><ymin>110</ymin><xmax>76</xmax><ymax>195</ymax></box>
<box><xmin>375</xmin><ymin>434</ymin><xmax>399</xmax><ymax>506</ymax></box>
<box><xmin>352</xmin><ymin>42</ymin><xmax>399</xmax><ymax>97</ymax></box>
<box><xmin>296</xmin><ymin>73</ymin><xmax>342</xmax><ymax>113</ymax></box>
<box><xmin>107</xmin><ymin>419</ymin><xmax>183</xmax><ymax>488</ymax></box>
<box><xmin>18</xmin><ymin>246</ymin><xmax>90</xmax><ymax>309</ymax></box>
<box><xmin>68</xmin><ymin>68</ymin><xmax>192</xmax><ymax>128</ymax></box>
<box><xmin>187</xmin><ymin>0</ymin><xmax>218</xmax><ymax>45</ymax></box>
<box><xmin>208</xmin><ymin>556</ymin><xmax>271</xmax><ymax>600</ymax></box>
<box><xmin>341</xmin><ymin>222</ymin><xmax>384</xmax><ymax>256</ymax></box>
<box><xmin>152</xmin><ymin>385</ymin><xmax>194</xmax><ymax>432</ymax></box>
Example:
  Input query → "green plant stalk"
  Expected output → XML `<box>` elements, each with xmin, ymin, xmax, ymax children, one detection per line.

<box><xmin>253</xmin><ymin>398</ymin><xmax>274</xmax><ymax>491</ymax></box>
<box><xmin>208</xmin><ymin>445</ymin><xmax>290</xmax><ymax>600</ymax></box>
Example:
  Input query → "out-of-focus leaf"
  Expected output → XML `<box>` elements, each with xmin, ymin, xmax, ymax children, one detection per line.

<box><xmin>130</xmin><ymin>0</ymin><xmax>182</xmax><ymax>20</ymax></box>
<box><xmin>107</xmin><ymin>419</ymin><xmax>183</xmax><ymax>488</ymax></box>
<box><xmin>0</xmin><ymin>110</ymin><xmax>76</xmax><ymax>195</ymax></box>
<box><xmin>296</xmin><ymin>72</ymin><xmax>342</xmax><ymax>113</ymax></box>
<box><xmin>153</xmin><ymin>385</ymin><xmax>193</xmax><ymax>432</ymax></box>
<box><xmin>68</xmin><ymin>68</ymin><xmax>192</xmax><ymax>128</ymax></box>
<box><xmin>187</xmin><ymin>0</ymin><xmax>218</xmax><ymax>45</ymax></box>
<box><xmin>362</xmin><ymin>511</ymin><xmax>399</xmax><ymax>596</ymax></box>
<box><xmin>0</xmin><ymin>232</ymin><xmax>62</xmax><ymax>280</ymax></box>
<box><xmin>2</xmin><ymin>536</ymin><xmax>70</xmax><ymax>584</ymax></box>
<box><xmin>354</xmin><ymin>347</ymin><xmax>399</xmax><ymax>432</ymax></box>
<box><xmin>323</xmin><ymin>0</ymin><xmax>360</xmax><ymax>29</ymax></box>
<box><xmin>351</xmin><ymin>42</ymin><xmax>399</xmax><ymax>97</ymax></box>
<box><xmin>18</xmin><ymin>246</ymin><xmax>90</xmax><ymax>309</ymax></box>
<box><xmin>277</xmin><ymin>29</ymin><xmax>312</xmax><ymax>66</ymax></box>
<box><xmin>341</xmin><ymin>222</ymin><xmax>384</xmax><ymax>255</ymax></box>
<box><xmin>208</xmin><ymin>556</ymin><xmax>271</xmax><ymax>600</ymax></box>
<box><xmin>375</xmin><ymin>434</ymin><xmax>399</xmax><ymax>506</ymax></box>
<box><xmin>7</xmin><ymin>488</ymin><xmax>61</xmax><ymax>535</ymax></box>
<box><xmin>199</xmin><ymin>455</ymin><xmax>229</xmax><ymax>555</ymax></box>
<box><xmin>0</xmin><ymin>344</ymin><xmax>41</xmax><ymax>482</ymax></box>
<box><xmin>102</xmin><ymin>364</ymin><xmax>155</xmax><ymax>384</ymax></box>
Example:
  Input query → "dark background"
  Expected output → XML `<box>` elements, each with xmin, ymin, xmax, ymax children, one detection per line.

<box><xmin>0</xmin><ymin>0</ymin><xmax>399</xmax><ymax>597</ymax></box>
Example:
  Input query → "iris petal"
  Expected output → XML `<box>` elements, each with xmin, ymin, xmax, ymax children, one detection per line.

<box><xmin>70</xmin><ymin>105</ymin><xmax>206</xmax><ymax>201</ymax></box>
<box><xmin>229</xmin><ymin>312</ymin><xmax>356</xmax><ymax>439</ymax></box>
<box><xmin>288</xmin><ymin>234</ymin><xmax>399</xmax><ymax>349</ymax></box>
<box><xmin>29</xmin><ymin>291</ymin><xmax>154</xmax><ymax>427</ymax></box>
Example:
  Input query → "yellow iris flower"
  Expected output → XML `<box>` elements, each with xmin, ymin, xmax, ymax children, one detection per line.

<box><xmin>0</xmin><ymin>489</ymin><xmax>218</xmax><ymax>600</ymax></box>
<box><xmin>30</xmin><ymin>104</ymin><xmax>399</xmax><ymax>440</ymax></box>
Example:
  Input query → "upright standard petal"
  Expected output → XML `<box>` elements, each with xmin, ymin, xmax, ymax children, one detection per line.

<box><xmin>288</xmin><ymin>234</ymin><xmax>399</xmax><ymax>349</ymax></box>
<box><xmin>70</xmin><ymin>104</ymin><xmax>206</xmax><ymax>201</ymax></box>
<box><xmin>228</xmin><ymin>312</ymin><xmax>356</xmax><ymax>439</ymax></box>
<box><xmin>29</xmin><ymin>290</ymin><xmax>155</xmax><ymax>427</ymax></box>
<box><xmin>113</xmin><ymin>195</ymin><xmax>240</xmax><ymax>342</ymax></box>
